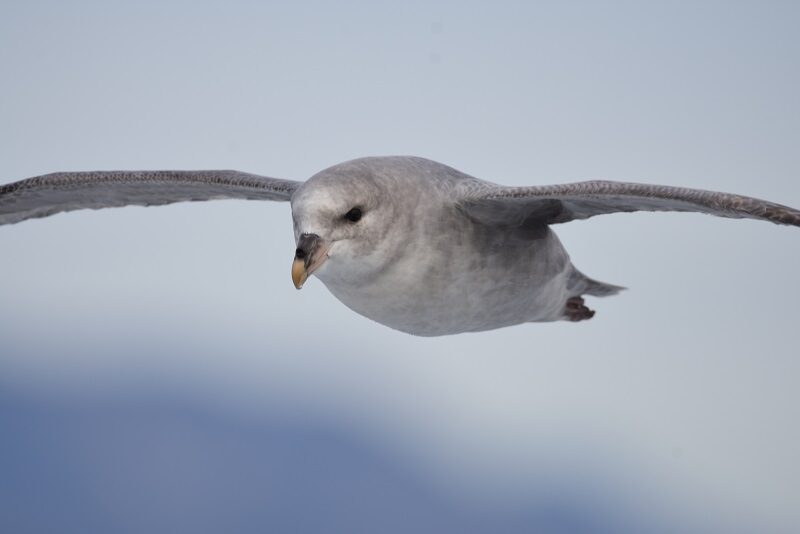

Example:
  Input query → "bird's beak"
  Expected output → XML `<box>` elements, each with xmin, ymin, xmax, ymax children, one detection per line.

<box><xmin>292</xmin><ymin>233</ymin><xmax>329</xmax><ymax>289</ymax></box>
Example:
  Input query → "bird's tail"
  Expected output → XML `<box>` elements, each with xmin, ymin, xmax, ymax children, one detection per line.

<box><xmin>570</xmin><ymin>269</ymin><xmax>626</xmax><ymax>297</ymax></box>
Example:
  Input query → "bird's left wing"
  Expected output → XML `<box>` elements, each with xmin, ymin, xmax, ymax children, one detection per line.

<box><xmin>457</xmin><ymin>180</ymin><xmax>800</xmax><ymax>228</ymax></box>
<box><xmin>0</xmin><ymin>170</ymin><xmax>302</xmax><ymax>225</ymax></box>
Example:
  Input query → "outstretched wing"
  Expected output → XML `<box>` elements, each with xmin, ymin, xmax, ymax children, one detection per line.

<box><xmin>458</xmin><ymin>180</ymin><xmax>800</xmax><ymax>228</ymax></box>
<box><xmin>0</xmin><ymin>170</ymin><xmax>302</xmax><ymax>225</ymax></box>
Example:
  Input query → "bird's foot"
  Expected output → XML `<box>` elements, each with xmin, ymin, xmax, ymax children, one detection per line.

<box><xmin>564</xmin><ymin>296</ymin><xmax>595</xmax><ymax>322</ymax></box>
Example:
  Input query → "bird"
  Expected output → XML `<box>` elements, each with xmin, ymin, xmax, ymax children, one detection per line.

<box><xmin>1</xmin><ymin>156</ymin><xmax>798</xmax><ymax>336</ymax></box>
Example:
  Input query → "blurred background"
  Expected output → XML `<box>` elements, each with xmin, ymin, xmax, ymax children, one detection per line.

<box><xmin>1</xmin><ymin>1</ymin><xmax>798</xmax><ymax>533</ymax></box>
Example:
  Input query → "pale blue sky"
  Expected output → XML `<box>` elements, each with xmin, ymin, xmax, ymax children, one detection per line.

<box><xmin>1</xmin><ymin>2</ymin><xmax>798</xmax><ymax>533</ymax></box>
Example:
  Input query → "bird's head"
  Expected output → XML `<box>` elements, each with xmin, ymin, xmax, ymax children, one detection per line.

<box><xmin>289</xmin><ymin>158</ymin><xmax>416</xmax><ymax>290</ymax></box>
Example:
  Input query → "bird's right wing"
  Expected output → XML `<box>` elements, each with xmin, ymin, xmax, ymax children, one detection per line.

<box><xmin>458</xmin><ymin>180</ymin><xmax>800</xmax><ymax>227</ymax></box>
<box><xmin>0</xmin><ymin>170</ymin><xmax>302</xmax><ymax>225</ymax></box>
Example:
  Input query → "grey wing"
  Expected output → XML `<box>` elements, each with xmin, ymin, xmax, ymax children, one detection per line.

<box><xmin>0</xmin><ymin>170</ymin><xmax>302</xmax><ymax>225</ymax></box>
<box><xmin>458</xmin><ymin>180</ymin><xmax>800</xmax><ymax>228</ymax></box>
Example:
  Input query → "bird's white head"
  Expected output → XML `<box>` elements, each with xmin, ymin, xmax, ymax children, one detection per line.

<box><xmin>289</xmin><ymin>158</ymin><xmax>418</xmax><ymax>291</ymax></box>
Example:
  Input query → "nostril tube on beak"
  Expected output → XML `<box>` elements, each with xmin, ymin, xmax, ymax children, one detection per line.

<box><xmin>295</xmin><ymin>233</ymin><xmax>321</xmax><ymax>261</ymax></box>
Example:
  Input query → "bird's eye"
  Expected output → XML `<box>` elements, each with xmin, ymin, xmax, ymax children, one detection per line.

<box><xmin>344</xmin><ymin>207</ymin><xmax>363</xmax><ymax>223</ymax></box>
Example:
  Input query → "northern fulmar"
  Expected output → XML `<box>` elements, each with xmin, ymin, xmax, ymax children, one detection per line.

<box><xmin>1</xmin><ymin>156</ymin><xmax>798</xmax><ymax>336</ymax></box>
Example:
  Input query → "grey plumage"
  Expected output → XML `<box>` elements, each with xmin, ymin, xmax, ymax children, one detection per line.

<box><xmin>0</xmin><ymin>170</ymin><xmax>300</xmax><ymax>225</ymax></box>
<box><xmin>459</xmin><ymin>179</ymin><xmax>800</xmax><ymax>227</ymax></box>
<box><xmin>1</xmin><ymin>156</ymin><xmax>797</xmax><ymax>335</ymax></box>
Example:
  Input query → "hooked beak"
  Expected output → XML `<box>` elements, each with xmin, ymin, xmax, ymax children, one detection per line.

<box><xmin>291</xmin><ymin>233</ymin><xmax>330</xmax><ymax>289</ymax></box>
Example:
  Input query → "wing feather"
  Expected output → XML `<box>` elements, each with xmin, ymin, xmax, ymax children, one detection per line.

<box><xmin>0</xmin><ymin>170</ymin><xmax>301</xmax><ymax>225</ymax></box>
<box><xmin>459</xmin><ymin>180</ymin><xmax>800</xmax><ymax>227</ymax></box>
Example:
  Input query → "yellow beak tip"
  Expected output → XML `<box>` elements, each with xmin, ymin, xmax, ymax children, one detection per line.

<box><xmin>292</xmin><ymin>259</ymin><xmax>308</xmax><ymax>289</ymax></box>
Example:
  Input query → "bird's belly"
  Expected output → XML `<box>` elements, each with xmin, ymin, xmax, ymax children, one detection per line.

<box><xmin>321</xmin><ymin>235</ymin><xmax>572</xmax><ymax>336</ymax></box>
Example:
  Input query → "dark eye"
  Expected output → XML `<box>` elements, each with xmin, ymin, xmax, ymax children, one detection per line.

<box><xmin>344</xmin><ymin>207</ymin><xmax>363</xmax><ymax>223</ymax></box>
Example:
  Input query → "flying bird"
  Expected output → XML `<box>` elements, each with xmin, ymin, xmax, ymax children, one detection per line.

<box><xmin>2</xmin><ymin>156</ymin><xmax>798</xmax><ymax>336</ymax></box>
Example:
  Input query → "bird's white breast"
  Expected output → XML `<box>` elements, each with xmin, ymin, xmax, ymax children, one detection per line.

<box><xmin>317</xmin><ymin>227</ymin><xmax>573</xmax><ymax>336</ymax></box>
